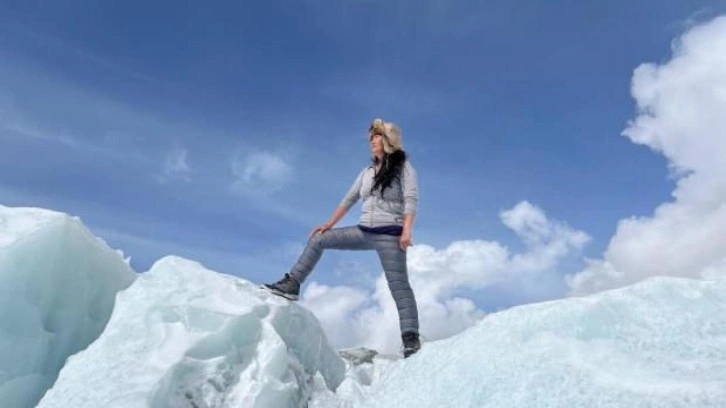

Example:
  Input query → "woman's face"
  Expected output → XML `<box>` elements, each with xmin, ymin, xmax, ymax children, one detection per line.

<box><xmin>370</xmin><ymin>133</ymin><xmax>384</xmax><ymax>157</ymax></box>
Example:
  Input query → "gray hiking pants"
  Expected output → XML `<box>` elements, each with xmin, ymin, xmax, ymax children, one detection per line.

<box><xmin>288</xmin><ymin>226</ymin><xmax>419</xmax><ymax>336</ymax></box>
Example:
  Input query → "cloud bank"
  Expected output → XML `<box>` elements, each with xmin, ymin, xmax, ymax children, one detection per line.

<box><xmin>567</xmin><ymin>16</ymin><xmax>726</xmax><ymax>294</ymax></box>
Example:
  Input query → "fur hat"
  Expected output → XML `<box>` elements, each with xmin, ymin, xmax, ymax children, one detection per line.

<box><xmin>368</xmin><ymin>118</ymin><xmax>403</xmax><ymax>153</ymax></box>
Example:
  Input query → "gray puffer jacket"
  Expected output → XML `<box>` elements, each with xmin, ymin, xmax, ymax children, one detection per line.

<box><xmin>338</xmin><ymin>160</ymin><xmax>418</xmax><ymax>227</ymax></box>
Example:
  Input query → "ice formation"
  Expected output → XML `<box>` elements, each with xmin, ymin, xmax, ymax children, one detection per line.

<box><xmin>0</xmin><ymin>206</ymin><xmax>135</xmax><ymax>407</ymax></box>
<box><xmin>38</xmin><ymin>256</ymin><xmax>345</xmax><ymax>408</ymax></box>
<box><xmin>2</xmin><ymin>205</ymin><xmax>725</xmax><ymax>408</ymax></box>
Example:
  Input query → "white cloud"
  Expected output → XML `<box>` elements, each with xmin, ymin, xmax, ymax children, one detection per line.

<box><xmin>301</xmin><ymin>201</ymin><xmax>589</xmax><ymax>354</ymax></box>
<box><xmin>3</xmin><ymin>122</ymin><xmax>80</xmax><ymax>148</ymax></box>
<box><xmin>300</xmin><ymin>283</ymin><xmax>372</xmax><ymax>347</ymax></box>
<box><xmin>567</xmin><ymin>16</ymin><xmax>726</xmax><ymax>295</ymax></box>
<box><xmin>92</xmin><ymin>225</ymin><xmax>276</xmax><ymax>276</ymax></box>
<box><xmin>230</xmin><ymin>151</ymin><xmax>293</xmax><ymax>195</ymax></box>
<box><xmin>155</xmin><ymin>146</ymin><xmax>192</xmax><ymax>184</ymax></box>
<box><xmin>0</xmin><ymin>58</ymin><xmax>195</xmax><ymax>168</ymax></box>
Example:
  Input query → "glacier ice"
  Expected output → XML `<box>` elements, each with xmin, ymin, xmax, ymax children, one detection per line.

<box><xmin>0</xmin><ymin>206</ymin><xmax>136</xmax><ymax>408</ymax></box>
<box><xmin>341</xmin><ymin>277</ymin><xmax>726</xmax><ymax>408</ymax></box>
<box><xmin>3</xmin><ymin>204</ymin><xmax>726</xmax><ymax>408</ymax></box>
<box><xmin>38</xmin><ymin>256</ymin><xmax>345</xmax><ymax>408</ymax></box>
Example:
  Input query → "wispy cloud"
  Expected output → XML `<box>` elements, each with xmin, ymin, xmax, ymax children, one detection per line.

<box><xmin>155</xmin><ymin>146</ymin><xmax>192</xmax><ymax>184</ymax></box>
<box><xmin>0</xmin><ymin>60</ymin><xmax>158</xmax><ymax>165</ymax></box>
<box><xmin>1</xmin><ymin>121</ymin><xmax>109</xmax><ymax>156</ymax></box>
<box><xmin>230</xmin><ymin>151</ymin><xmax>293</xmax><ymax>196</ymax></box>
<box><xmin>3</xmin><ymin>21</ymin><xmax>163</xmax><ymax>85</ymax></box>
<box><xmin>1</xmin><ymin>53</ymin><xmax>319</xmax><ymax>232</ymax></box>
<box><xmin>3</xmin><ymin>122</ymin><xmax>73</xmax><ymax>146</ymax></box>
<box><xmin>301</xmin><ymin>200</ymin><xmax>589</xmax><ymax>354</ymax></box>
<box><xmin>567</xmin><ymin>16</ymin><xmax>726</xmax><ymax>295</ymax></box>
<box><xmin>90</xmin><ymin>225</ymin><xmax>275</xmax><ymax>276</ymax></box>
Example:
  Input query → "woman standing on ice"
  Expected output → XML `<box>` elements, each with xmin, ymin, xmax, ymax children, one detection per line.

<box><xmin>264</xmin><ymin>118</ymin><xmax>421</xmax><ymax>358</ymax></box>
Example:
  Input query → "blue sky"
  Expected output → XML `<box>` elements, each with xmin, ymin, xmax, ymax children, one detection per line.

<box><xmin>1</xmin><ymin>1</ymin><xmax>725</xmax><ymax>317</ymax></box>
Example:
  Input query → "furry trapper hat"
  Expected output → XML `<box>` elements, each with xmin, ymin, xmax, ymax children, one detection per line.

<box><xmin>368</xmin><ymin>118</ymin><xmax>403</xmax><ymax>154</ymax></box>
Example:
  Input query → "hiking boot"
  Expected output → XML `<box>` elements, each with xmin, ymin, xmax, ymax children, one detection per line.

<box><xmin>263</xmin><ymin>273</ymin><xmax>300</xmax><ymax>300</ymax></box>
<box><xmin>402</xmin><ymin>331</ymin><xmax>421</xmax><ymax>358</ymax></box>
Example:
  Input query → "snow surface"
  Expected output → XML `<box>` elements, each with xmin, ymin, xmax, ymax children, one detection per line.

<box><xmin>38</xmin><ymin>256</ymin><xmax>345</xmax><ymax>408</ymax></box>
<box><xmin>0</xmin><ymin>206</ymin><xmax>136</xmax><ymax>408</ymax></box>
<box><xmin>3</xmin><ymin>205</ymin><xmax>726</xmax><ymax>407</ymax></box>
<box><xmin>319</xmin><ymin>277</ymin><xmax>726</xmax><ymax>408</ymax></box>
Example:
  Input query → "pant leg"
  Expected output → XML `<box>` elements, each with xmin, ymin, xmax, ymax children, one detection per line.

<box><xmin>371</xmin><ymin>233</ymin><xmax>420</xmax><ymax>336</ymax></box>
<box><xmin>288</xmin><ymin>226</ymin><xmax>372</xmax><ymax>284</ymax></box>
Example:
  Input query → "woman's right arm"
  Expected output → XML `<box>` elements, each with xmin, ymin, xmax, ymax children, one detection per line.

<box><xmin>310</xmin><ymin>168</ymin><xmax>365</xmax><ymax>237</ymax></box>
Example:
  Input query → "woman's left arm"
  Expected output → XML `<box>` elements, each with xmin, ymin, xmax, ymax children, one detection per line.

<box><xmin>400</xmin><ymin>161</ymin><xmax>418</xmax><ymax>251</ymax></box>
<box><xmin>400</xmin><ymin>213</ymin><xmax>415</xmax><ymax>251</ymax></box>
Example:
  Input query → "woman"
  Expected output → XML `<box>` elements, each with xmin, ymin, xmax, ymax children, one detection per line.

<box><xmin>263</xmin><ymin>118</ymin><xmax>421</xmax><ymax>358</ymax></box>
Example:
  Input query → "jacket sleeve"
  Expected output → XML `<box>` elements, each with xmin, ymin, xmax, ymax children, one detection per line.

<box><xmin>338</xmin><ymin>168</ymin><xmax>366</xmax><ymax>210</ymax></box>
<box><xmin>402</xmin><ymin>161</ymin><xmax>418</xmax><ymax>215</ymax></box>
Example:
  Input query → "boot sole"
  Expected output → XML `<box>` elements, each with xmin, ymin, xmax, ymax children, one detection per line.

<box><xmin>261</xmin><ymin>285</ymin><xmax>299</xmax><ymax>301</ymax></box>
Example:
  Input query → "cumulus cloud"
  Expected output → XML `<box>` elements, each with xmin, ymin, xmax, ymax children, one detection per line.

<box><xmin>155</xmin><ymin>146</ymin><xmax>192</xmax><ymax>183</ymax></box>
<box><xmin>230</xmin><ymin>151</ymin><xmax>292</xmax><ymax>196</ymax></box>
<box><xmin>567</xmin><ymin>16</ymin><xmax>726</xmax><ymax>295</ymax></box>
<box><xmin>301</xmin><ymin>201</ymin><xmax>589</xmax><ymax>354</ymax></box>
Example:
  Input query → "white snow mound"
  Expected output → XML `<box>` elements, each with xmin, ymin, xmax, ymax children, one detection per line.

<box><xmin>5</xmin><ymin>204</ymin><xmax>726</xmax><ymax>408</ymax></box>
<box><xmin>38</xmin><ymin>256</ymin><xmax>345</xmax><ymax>408</ymax></box>
<box><xmin>347</xmin><ymin>276</ymin><xmax>726</xmax><ymax>408</ymax></box>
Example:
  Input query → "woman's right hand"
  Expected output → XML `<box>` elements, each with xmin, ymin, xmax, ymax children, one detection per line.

<box><xmin>309</xmin><ymin>223</ymin><xmax>333</xmax><ymax>238</ymax></box>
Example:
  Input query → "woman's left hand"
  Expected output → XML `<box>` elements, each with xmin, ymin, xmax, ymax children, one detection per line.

<box><xmin>399</xmin><ymin>231</ymin><xmax>413</xmax><ymax>251</ymax></box>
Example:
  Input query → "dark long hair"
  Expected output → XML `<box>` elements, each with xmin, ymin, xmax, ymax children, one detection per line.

<box><xmin>371</xmin><ymin>150</ymin><xmax>407</xmax><ymax>195</ymax></box>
